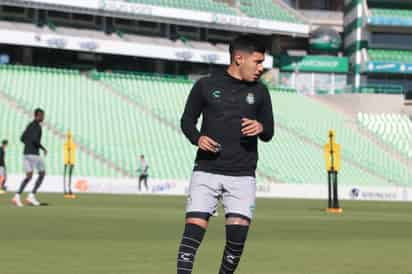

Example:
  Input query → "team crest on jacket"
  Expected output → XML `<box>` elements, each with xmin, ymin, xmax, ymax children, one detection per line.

<box><xmin>212</xmin><ymin>90</ymin><xmax>221</xmax><ymax>99</ymax></box>
<box><xmin>246</xmin><ymin>93</ymin><xmax>255</xmax><ymax>104</ymax></box>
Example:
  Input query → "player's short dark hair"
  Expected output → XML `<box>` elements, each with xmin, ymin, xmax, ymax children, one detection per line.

<box><xmin>2</xmin><ymin>140</ymin><xmax>8</xmax><ymax>145</ymax></box>
<box><xmin>34</xmin><ymin>108</ymin><xmax>44</xmax><ymax>116</ymax></box>
<box><xmin>229</xmin><ymin>35</ymin><xmax>266</xmax><ymax>61</ymax></box>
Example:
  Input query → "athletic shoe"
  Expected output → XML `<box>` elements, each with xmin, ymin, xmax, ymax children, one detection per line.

<box><xmin>26</xmin><ymin>193</ymin><xmax>41</xmax><ymax>206</ymax></box>
<box><xmin>12</xmin><ymin>195</ymin><xmax>24</xmax><ymax>207</ymax></box>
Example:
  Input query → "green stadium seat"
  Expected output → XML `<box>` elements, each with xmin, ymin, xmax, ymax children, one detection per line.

<box><xmin>0</xmin><ymin>89</ymin><xmax>109</xmax><ymax>177</ymax></box>
<box><xmin>371</xmin><ymin>8</ymin><xmax>412</xmax><ymax>19</ymax></box>
<box><xmin>268</xmin><ymin>92</ymin><xmax>412</xmax><ymax>186</ymax></box>
<box><xmin>239</xmin><ymin>0</ymin><xmax>302</xmax><ymax>23</ymax></box>
<box><xmin>0</xmin><ymin>66</ymin><xmax>196</xmax><ymax>179</ymax></box>
<box><xmin>358</xmin><ymin>113</ymin><xmax>412</xmax><ymax>159</ymax></box>
<box><xmin>100</xmin><ymin>72</ymin><xmax>409</xmax><ymax>186</ymax></box>
<box><xmin>123</xmin><ymin>0</ymin><xmax>237</xmax><ymax>15</ymax></box>
<box><xmin>1</xmin><ymin>65</ymin><xmax>410</xmax><ymax>186</ymax></box>
<box><xmin>368</xmin><ymin>49</ymin><xmax>412</xmax><ymax>63</ymax></box>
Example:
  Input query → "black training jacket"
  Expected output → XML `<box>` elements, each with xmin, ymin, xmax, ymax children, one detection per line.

<box><xmin>0</xmin><ymin>147</ymin><xmax>5</xmax><ymax>167</ymax></box>
<box><xmin>20</xmin><ymin>120</ymin><xmax>44</xmax><ymax>155</ymax></box>
<box><xmin>181</xmin><ymin>71</ymin><xmax>274</xmax><ymax>177</ymax></box>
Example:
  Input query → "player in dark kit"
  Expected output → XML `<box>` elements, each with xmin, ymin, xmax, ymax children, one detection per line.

<box><xmin>176</xmin><ymin>35</ymin><xmax>274</xmax><ymax>274</ymax></box>
<box><xmin>137</xmin><ymin>155</ymin><xmax>149</xmax><ymax>192</ymax></box>
<box><xmin>0</xmin><ymin>139</ymin><xmax>8</xmax><ymax>193</ymax></box>
<box><xmin>12</xmin><ymin>108</ymin><xmax>48</xmax><ymax>207</ymax></box>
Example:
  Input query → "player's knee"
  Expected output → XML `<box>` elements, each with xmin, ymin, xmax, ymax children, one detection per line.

<box><xmin>225</xmin><ymin>214</ymin><xmax>250</xmax><ymax>226</ymax></box>
<box><xmin>39</xmin><ymin>171</ymin><xmax>46</xmax><ymax>178</ymax></box>
<box><xmin>186</xmin><ymin>217</ymin><xmax>209</xmax><ymax>229</ymax></box>
<box><xmin>26</xmin><ymin>172</ymin><xmax>33</xmax><ymax>180</ymax></box>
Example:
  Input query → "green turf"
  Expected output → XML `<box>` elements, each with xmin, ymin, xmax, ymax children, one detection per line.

<box><xmin>1</xmin><ymin>194</ymin><xmax>412</xmax><ymax>274</ymax></box>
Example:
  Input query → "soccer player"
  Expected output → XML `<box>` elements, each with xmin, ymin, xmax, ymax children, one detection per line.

<box><xmin>12</xmin><ymin>108</ymin><xmax>48</xmax><ymax>207</ymax></box>
<box><xmin>137</xmin><ymin>155</ymin><xmax>149</xmax><ymax>192</ymax></box>
<box><xmin>0</xmin><ymin>139</ymin><xmax>8</xmax><ymax>193</ymax></box>
<box><xmin>176</xmin><ymin>35</ymin><xmax>274</xmax><ymax>274</ymax></box>
<box><xmin>63</xmin><ymin>130</ymin><xmax>76</xmax><ymax>198</ymax></box>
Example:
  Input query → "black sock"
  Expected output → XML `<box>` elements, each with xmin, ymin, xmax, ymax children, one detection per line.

<box><xmin>32</xmin><ymin>174</ymin><xmax>45</xmax><ymax>194</ymax></box>
<box><xmin>218</xmin><ymin>225</ymin><xmax>249</xmax><ymax>274</ymax></box>
<box><xmin>17</xmin><ymin>177</ymin><xmax>31</xmax><ymax>194</ymax></box>
<box><xmin>177</xmin><ymin>223</ymin><xmax>206</xmax><ymax>274</ymax></box>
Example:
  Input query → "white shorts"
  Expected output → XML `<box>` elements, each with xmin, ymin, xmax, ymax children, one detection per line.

<box><xmin>186</xmin><ymin>171</ymin><xmax>256</xmax><ymax>220</ymax></box>
<box><xmin>23</xmin><ymin>155</ymin><xmax>46</xmax><ymax>173</ymax></box>
<box><xmin>0</xmin><ymin>166</ymin><xmax>6</xmax><ymax>178</ymax></box>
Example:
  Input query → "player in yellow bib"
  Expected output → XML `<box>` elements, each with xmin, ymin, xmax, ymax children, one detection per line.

<box><xmin>63</xmin><ymin>131</ymin><xmax>76</xmax><ymax>199</ymax></box>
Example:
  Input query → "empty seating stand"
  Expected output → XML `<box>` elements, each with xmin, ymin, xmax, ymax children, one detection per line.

<box><xmin>124</xmin><ymin>0</ymin><xmax>237</xmax><ymax>15</ymax></box>
<box><xmin>358</xmin><ymin>113</ymin><xmax>412</xmax><ymax>159</ymax></box>
<box><xmin>0</xmin><ymin>65</ymin><xmax>410</xmax><ymax>187</ymax></box>
<box><xmin>239</xmin><ymin>0</ymin><xmax>302</xmax><ymax>23</ymax></box>
<box><xmin>368</xmin><ymin>49</ymin><xmax>412</xmax><ymax>63</ymax></box>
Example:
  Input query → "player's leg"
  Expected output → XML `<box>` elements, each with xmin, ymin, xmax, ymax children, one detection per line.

<box><xmin>32</xmin><ymin>156</ymin><xmax>46</xmax><ymax>194</ymax></box>
<box><xmin>0</xmin><ymin>166</ymin><xmax>6</xmax><ymax>192</ymax></box>
<box><xmin>68</xmin><ymin>165</ymin><xmax>74</xmax><ymax>195</ymax></box>
<box><xmin>27</xmin><ymin>157</ymin><xmax>46</xmax><ymax>206</ymax></box>
<box><xmin>143</xmin><ymin>175</ymin><xmax>148</xmax><ymax>191</ymax></box>
<box><xmin>3</xmin><ymin>168</ymin><xmax>7</xmax><ymax>191</ymax></box>
<box><xmin>31</xmin><ymin>170</ymin><xmax>45</xmax><ymax>194</ymax></box>
<box><xmin>138</xmin><ymin>176</ymin><xmax>142</xmax><ymax>192</ymax></box>
<box><xmin>63</xmin><ymin>164</ymin><xmax>67</xmax><ymax>195</ymax></box>
<box><xmin>16</xmin><ymin>172</ymin><xmax>33</xmax><ymax>193</ymax></box>
<box><xmin>13</xmin><ymin>171</ymin><xmax>32</xmax><ymax>207</ymax></box>
<box><xmin>177</xmin><ymin>171</ymin><xmax>221</xmax><ymax>274</ymax></box>
<box><xmin>13</xmin><ymin>156</ymin><xmax>34</xmax><ymax>206</ymax></box>
<box><xmin>219</xmin><ymin>175</ymin><xmax>256</xmax><ymax>274</ymax></box>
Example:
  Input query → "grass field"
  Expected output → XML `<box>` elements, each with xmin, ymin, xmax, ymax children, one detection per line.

<box><xmin>1</xmin><ymin>193</ymin><xmax>411</xmax><ymax>274</ymax></box>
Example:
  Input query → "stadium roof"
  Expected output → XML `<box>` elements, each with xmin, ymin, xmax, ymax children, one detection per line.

<box><xmin>0</xmin><ymin>0</ymin><xmax>310</xmax><ymax>37</ymax></box>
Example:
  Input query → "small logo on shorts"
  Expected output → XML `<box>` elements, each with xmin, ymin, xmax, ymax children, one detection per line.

<box><xmin>246</xmin><ymin>93</ymin><xmax>255</xmax><ymax>104</ymax></box>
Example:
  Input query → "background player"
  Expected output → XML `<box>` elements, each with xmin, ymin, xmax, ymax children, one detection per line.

<box><xmin>12</xmin><ymin>108</ymin><xmax>48</xmax><ymax>207</ymax></box>
<box><xmin>137</xmin><ymin>154</ymin><xmax>149</xmax><ymax>192</ymax></box>
<box><xmin>0</xmin><ymin>139</ymin><xmax>8</xmax><ymax>193</ymax></box>
<box><xmin>63</xmin><ymin>130</ymin><xmax>76</xmax><ymax>198</ymax></box>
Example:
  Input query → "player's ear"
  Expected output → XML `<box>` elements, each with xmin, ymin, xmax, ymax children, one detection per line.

<box><xmin>233</xmin><ymin>52</ymin><xmax>244</xmax><ymax>66</ymax></box>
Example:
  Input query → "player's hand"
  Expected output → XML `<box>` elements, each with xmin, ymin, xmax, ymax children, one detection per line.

<box><xmin>43</xmin><ymin>149</ymin><xmax>48</xmax><ymax>156</ymax></box>
<box><xmin>198</xmin><ymin>136</ymin><xmax>218</xmax><ymax>153</ymax></box>
<box><xmin>241</xmin><ymin>118</ymin><xmax>263</xmax><ymax>136</ymax></box>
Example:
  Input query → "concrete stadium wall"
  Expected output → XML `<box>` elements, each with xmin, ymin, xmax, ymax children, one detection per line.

<box><xmin>313</xmin><ymin>94</ymin><xmax>405</xmax><ymax>118</ymax></box>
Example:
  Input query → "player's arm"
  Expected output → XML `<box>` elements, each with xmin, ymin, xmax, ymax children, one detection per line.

<box><xmin>33</xmin><ymin>129</ymin><xmax>47</xmax><ymax>155</ymax></box>
<box><xmin>256</xmin><ymin>86</ymin><xmax>274</xmax><ymax>142</ymax></box>
<box><xmin>181</xmin><ymin>80</ymin><xmax>205</xmax><ymax>146</ymax></box>
<box><xmin>39</xmin><ymin>144</ymin><xmax>47</xmax><ymax>155</ymax></box>
<box><xmin>241</xmin><ymin>88</ymin><xmax>274</xmax><ymax>141</ymax></box>
<box><xmin>181</xmin><ymin>80</ymin><xmax>219</xmax><ymax>152</ymax></box>
<box><xmin>33</xmin><ymin>142</ymin><xmax>47</xmax><ymax>156</ymax></box>
<box><xmin>20</xmin><ymin>124</ymin><xmax>31</xmax><ymax>144</ymax></box>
